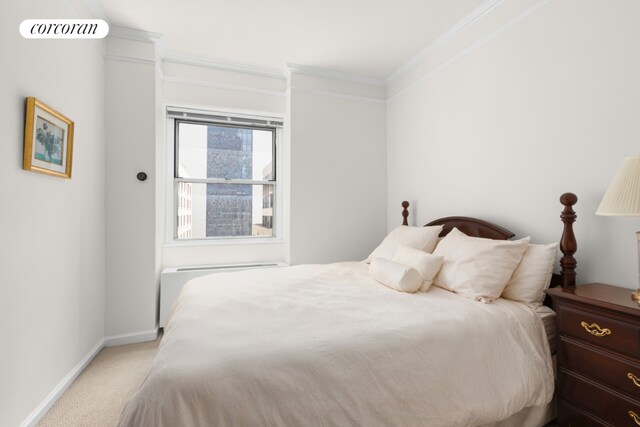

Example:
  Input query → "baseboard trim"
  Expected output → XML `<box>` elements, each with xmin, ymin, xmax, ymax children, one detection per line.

<box><xmin>104</xmin><ymin>328</ymin><xmax>159</xmax><ymax>347</ymax></box>
<box><xmin>20</xmin><ymin>328</ymin><xmax>159</xmax><ymax>426</ymax></box>
<box><xmin>19</xmin><ymin>338</ymin><xmax>105</xmax><ymax>427</ymax></box>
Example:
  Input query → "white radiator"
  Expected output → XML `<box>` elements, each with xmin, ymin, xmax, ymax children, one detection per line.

<box><xmin>159</xmin><ymin>262</ymin><xmax>288</xmax><ymax>327</ymax></box>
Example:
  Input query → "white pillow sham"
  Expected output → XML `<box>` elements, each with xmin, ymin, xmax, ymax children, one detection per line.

<box><xmin>433</xmin><ymin>227</ymin><xmax>530</xmax><ymax>303</ymax></box>
<box><xmin>501</xmin><ymin>242</ymin><xmax>558</xmax><ymax>308</ymax></box>
<box><xmin>366</xmin><ymin>225</ymin><xmax>443</xmax><ymax>263</ymax></box>
<box><xmin>369</xmin><ymin>258</ymin><xmax>423</xmax><ymax>293</ymax></box>
<box><xmin>392</xmin><ymin>245</ymin><xmax>444</xmax><ymax>292</ymax></box>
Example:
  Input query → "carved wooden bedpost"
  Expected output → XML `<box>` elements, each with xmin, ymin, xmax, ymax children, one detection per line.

<box><xmin>402</xmin><ymin>201</ymin><xmax>409</xmax><ymax>226</ymax></box>
<box><xmin>559</xmin><ymin>192</ymin><xmax>578</xmax><ymax>290</ymax></box>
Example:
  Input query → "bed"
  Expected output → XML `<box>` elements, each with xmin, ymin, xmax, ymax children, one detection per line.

<box><xmin>118</xmin><ymin>193</ymin><xmax>579</xmax><ymax>427</ymax></box>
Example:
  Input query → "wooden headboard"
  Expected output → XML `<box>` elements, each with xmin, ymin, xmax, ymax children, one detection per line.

<box><xmin>424</xmin><ymin>217</ymin><xmax>515</xmax><ymax>240</ymax></box>
<box><xmin>400</xmin><ymin>193</ymin><xmax>578</xmax><ymax>296</ymax></box>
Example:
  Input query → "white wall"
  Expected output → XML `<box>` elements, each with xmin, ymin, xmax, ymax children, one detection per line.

<box><xmin>0</xmin><ymin>1</ymin><xmax>106</xmax><ymax>425</ymax></box>
<box><xmin>105</xmin><ymin>40</ymin><xmax>389</xmax><ymax>335</ymax></box>
<box><xmin>6</xmin><ymin>1</ymin><xmax>638</xmax><ymax>424</ymax></box>
<box><xmin>288</xmin><ymin>74</ymin><xmax>388</xmax><ymax>264</ymax></box>
<box><xmin>160</xmin><ymin>62</ymin><xmax>388</xmax><ymax>268</ymax></box>
<box><xmin>387</xmin><ymin>0</ymin><xmax>640</xmax><ymax>288</ymax></box>
<box><xmin>160</xmin><ymin>61</ymin><xmax>288</xmax><ymax>267</ymax></box>
<box><xmin>105</xmin><ymin>38</ymin><xmax>159</xmax><ymax>336</ymax></box>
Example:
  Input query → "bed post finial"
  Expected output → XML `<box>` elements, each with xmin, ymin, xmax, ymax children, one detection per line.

<box><xmin>559</xmin><ymin>192</ymin><xmax>578</xmax><ymax>290</ymax></box>
<box><xmin>402</xmin><ymin>201</ymin><xmax>409</xmax><ymax>226</ymax></box>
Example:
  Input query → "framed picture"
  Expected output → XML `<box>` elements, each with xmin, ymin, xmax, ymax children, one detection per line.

<box><xmin>23</xmin><ymin>97</ymin><xmax>74</xmax><ymax>179</ymax></box>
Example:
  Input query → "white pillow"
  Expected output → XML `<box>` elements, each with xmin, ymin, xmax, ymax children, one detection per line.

<box><xmin>392</xmin><ymin>245</ymin><xmax>444</xmax><ymax>292</ymax></box>
<box><xmin>433</xmin><ymin>228</ymin><xmax>530</xmax><ymax>303</ymax></box>
<box><xmin>501</xmin><ymin>243</ymin><xmax>558</xmax><ymax>307</ymax></box>
<box><xmin>369</xmin><ymin>258</ymin><xmax>423</xmax><ymax>293</ymax></box>
<box><xmin>366</xmin><ymin>225</ymin><xmax>443</xmax><ymax>263</ymax></box>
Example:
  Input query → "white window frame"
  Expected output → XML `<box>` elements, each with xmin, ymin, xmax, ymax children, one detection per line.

<box><xmin>164</xmin><ymin>106</ymin><xmax>284</xmax><ymax>246</ymax></box>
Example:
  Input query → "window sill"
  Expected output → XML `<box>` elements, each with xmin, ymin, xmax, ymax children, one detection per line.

<box><xmin>163</xmin><ymin>237</ymin><xmax>284</xmax><ymax>248</ymax></box>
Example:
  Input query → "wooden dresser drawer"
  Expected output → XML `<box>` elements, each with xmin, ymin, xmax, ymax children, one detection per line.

<box><xmin>557</xmin><ymin>305</ymin><xmax>640</xmax><ymax>358</ymax></box>
<box><xmin>560</xmin><ymin>338</ymin><xmax>640</xmax><ymax>398</ymax></box>
<box><xmin>558</xmin><ymin>399</ymin><xmax>610</xmax><ymax>427</ymax></box>
<box><xmin>560</xmin><ymin>370</ymin><xmax>640</xmax><ymax>426</ymax></box>
<box><xmin>547</xmin><ymin>284</ymin><xmax>640</xmax><ymax>426</ymax></box>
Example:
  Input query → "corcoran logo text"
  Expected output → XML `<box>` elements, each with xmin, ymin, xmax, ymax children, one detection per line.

<box><xmin>19</xmin><ymin>19</ymin><xmax>109</xmax><ymax>39</ymax></box>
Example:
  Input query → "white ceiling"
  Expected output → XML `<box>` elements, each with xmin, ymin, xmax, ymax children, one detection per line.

<box><xmin>97</xmin><ymin>0</ymin><xmax>487</xmax><ymax>80</ymax></box>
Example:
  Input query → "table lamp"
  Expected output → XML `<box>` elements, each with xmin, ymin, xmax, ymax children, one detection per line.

<box><xmin>596</xmin><ymin>156</ymin><xmax>640</xmax><ymax>301</ymax></box>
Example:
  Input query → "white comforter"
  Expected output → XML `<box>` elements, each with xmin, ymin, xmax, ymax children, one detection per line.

<box><xmin>118</xmin><ymin>262</ymin><xmax>554</xmax><ymax>427</ymax></box>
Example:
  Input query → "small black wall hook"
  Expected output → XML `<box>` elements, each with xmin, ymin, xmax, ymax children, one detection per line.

<box><xmin>137</xmin><ymin>172</ymin><xmax>147</xmax><ymax>181</ymax></box>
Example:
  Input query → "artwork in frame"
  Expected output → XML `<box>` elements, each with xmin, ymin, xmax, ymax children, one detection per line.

<box><xmin>23</xmin><ymin>97</ymin><xmax>74</xmax><ymax>178</ymax></box>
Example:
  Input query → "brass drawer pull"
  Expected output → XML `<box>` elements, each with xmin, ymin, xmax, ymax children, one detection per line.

<box><xmin>580</xmin><ymin>321</ymin><xmax>611</xmax><ymax>337</ymax></box>
<box><xmin>629</xmin><ymin>410</ymin><xmax>640</xmax><ymax>425</ymax></box>
<box><xmin>629</xmin><ymin>373</ymin><xmax>640</xmax><ymax>388</ymax></box>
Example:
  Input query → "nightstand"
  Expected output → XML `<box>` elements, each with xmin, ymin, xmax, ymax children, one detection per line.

<box><xmin>547</xmin><ymin>283</ymin><xmax>640</xmax><ymax>426</ymax></box>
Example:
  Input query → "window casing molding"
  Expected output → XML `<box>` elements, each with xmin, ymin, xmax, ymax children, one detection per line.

<box><xmin>164</xmin><ymin>106</ymin><xmax>284</xmax><ymax>246</ymax></box>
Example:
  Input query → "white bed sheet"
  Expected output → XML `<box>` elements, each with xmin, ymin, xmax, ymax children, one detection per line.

<box><xmin>536</xmin><ymin>305</ymin><xmax>557</xmax><ymax>354</ymax></box>
<box><xmin>119</xmin><ymin>262</ymin><xmax>554</xmax><ymax>427</ymax></box>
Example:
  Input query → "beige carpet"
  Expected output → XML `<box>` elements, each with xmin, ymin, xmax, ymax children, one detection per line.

<box><xmin>37</xmin><ymin>338</ymin><xmax>160</xmax><ymax>427</ymax></box>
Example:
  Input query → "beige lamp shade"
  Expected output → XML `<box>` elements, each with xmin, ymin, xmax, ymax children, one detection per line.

<box><xmin>596</xmin><ymin>157</ymin><xmax>640</xmax><ymax>216</ymax></box>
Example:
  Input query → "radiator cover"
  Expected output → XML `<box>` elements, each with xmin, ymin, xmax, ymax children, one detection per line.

<box><xmin>159</xmin><ymin>262</ymin><xmax>288</xmax><ymax>327</ymax></box>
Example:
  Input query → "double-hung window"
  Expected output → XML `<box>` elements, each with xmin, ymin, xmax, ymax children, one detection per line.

<box><xmin>168</xmin><ymin>108</ymin><xmax>282</xmax><ymax>241</ymax></box>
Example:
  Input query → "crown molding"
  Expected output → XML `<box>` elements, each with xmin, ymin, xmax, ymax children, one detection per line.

<box><xmin>108</xmin><ymin>25</ymin><xmax>163</xmax><ymax>44</ymax></box>
<box><xmin>163</xmin><ymin>76</ymin><xmax>286</xmax><ymax>98</ymax></box>
<box><xmin>71</xmin><ymin>0</ymin><xmax>548</xmax><ymax>102</ymax></box>
<box><xmin>163</xmin><ymin>53</ymin><xmax>286</xmax><ymax>80</ymax></box>
<box><xmin>105</xmin><ymin>54</ymin><xmax>156</xmax><ymax>66</ymax></box>
<box><xmin>288</xmin><ymin>86</ymin><xmax>386</xmax><ymax>104</ymax></box>
<box><xmin>386</xmin><ymin>0</ymin><xmax>504</xmax><ymax>85</ymax></box>
<box><xmin>387</xmin><ymin>0</ymin><xmax>554</xmax><ymax>103</ymax></box>
<box><xmin>286</xmin><ymin>63</ymin><xmax>386</xmax><ymax>87</ymax></box>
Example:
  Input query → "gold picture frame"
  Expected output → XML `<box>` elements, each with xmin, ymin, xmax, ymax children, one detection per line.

<box><xmin>23</xmin><ymin>97</ymin><xmax>74</xmax><ymax>179</ymax></box>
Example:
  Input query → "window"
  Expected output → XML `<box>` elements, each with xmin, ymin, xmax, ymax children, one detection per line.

<box><xmin>168</xmin><ymin>108</ymin><xmax>282</xmax><ymax>241</ymax></box>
